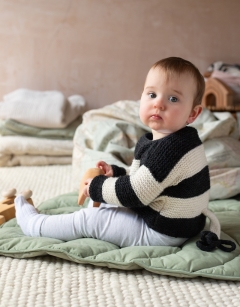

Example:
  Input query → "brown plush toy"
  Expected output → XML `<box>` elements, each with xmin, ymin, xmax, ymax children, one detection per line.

<box><xmin>0</xmin><ymin>189</ymin><xmax>34</xmax><ymax>225</ymax></box>
<box><xmin>78</xmin><ymin>168</ymin><xmax>104</xmax><ymax>207</ymax></box>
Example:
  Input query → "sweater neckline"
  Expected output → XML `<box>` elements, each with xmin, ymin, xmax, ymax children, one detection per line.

<box><xmin>145</xmin><ymin>126</ymin><xmax>194</xmax><ymax>143</ymax></box>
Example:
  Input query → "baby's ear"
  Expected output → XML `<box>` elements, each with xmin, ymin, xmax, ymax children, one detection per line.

<box><xmin>187</xmin><ymin>105</ymin><xmax>202</xmax><ymax>124</ymax></box>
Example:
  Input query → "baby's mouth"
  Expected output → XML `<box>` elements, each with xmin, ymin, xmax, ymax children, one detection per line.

<box><xmin>150</xmin><ymin>114</ymin><xmax>162</xmax><ymax>120</ymax></box>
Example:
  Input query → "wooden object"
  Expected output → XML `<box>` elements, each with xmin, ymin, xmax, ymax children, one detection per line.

<box><xmin>202</xmin><ymin>78</ymin><xmax>240</xmax><ymax>112</ymax></box>
<box><xmin>0</xmin><ymin>189</ymin><xmax>34</xmax><ymax>225</ymax></box>
<box><xmin>0</xmin><ymin>189</ymin><xmax>17</xmax><ymax>225</ymax></box>
<box><xmin>21</xmin><ymin>190</ymin><xmax>34</xmax><ymax>206</ymax></box>
<box><xmin>0</xmin><ymin>204</ymin><xmax>15</xmax><ymax>225</ymax></box>
<box><xmin>78</xmin><ymin>168</ymin><xmax>104</xmax><ymax>207</ymax></box>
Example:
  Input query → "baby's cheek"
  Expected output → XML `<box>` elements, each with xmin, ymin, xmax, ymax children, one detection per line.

<box><xmin>139</xmin><ymin>103</ymin><xmax>148</xmax><ymax>116</ymax></box>
<box><xmin>139</xmin><ymin>109</ymin><xmax>148</xmax><ymax>124</ymax></box>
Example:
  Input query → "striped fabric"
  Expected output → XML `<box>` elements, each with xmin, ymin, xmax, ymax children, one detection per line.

<box><xmin>89</xmin><ymin>126</ymin><xmax>210</xmax><ymax>239</ymax></box>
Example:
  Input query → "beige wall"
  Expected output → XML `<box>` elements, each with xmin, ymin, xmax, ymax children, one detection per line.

<box><xmin>0</xmin><ymin>0</ymin><xmax>239</xmax><ymax>110</ymax></box>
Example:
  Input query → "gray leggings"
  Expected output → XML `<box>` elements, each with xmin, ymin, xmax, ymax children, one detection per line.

<box><xmin>31</xmin><ymin>202</ymin><xmax>186</xmax><ymax>247</ymax></box>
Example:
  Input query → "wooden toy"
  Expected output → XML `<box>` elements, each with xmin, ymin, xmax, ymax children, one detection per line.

<box><xmin>78</xmin><ymin>168</ymin><xmax>104</xmax><ymax>207</ymax></box>
<box><xmin>0</xmin><ymin>189</ymin><xmax>17</xmax><ymax>225</ymax></box>
<box><xmin>0</xmin><ymin>189</ymin><xmax>34</xmax><ymax>225</ymax></box>
<box><xmin>21</xmin><ymin>190</ymin><xmax>34</xmax><ymax>206</ymax></box>
<box><xmin>202</xmin><ymin>78</ymin><xmax>240</xmax><ymax>112</ymax></box>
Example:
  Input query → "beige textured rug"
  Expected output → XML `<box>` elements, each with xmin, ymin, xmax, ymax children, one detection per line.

<box><xmin>0</xmin><ymin>165</ymin><xmax>240</xmax><ymax>307</ymax></box>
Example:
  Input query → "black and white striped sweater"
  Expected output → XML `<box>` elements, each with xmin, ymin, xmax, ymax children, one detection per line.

<box><xmin>89</xmin><ymin>126</ymin><xmax>211</xmax><ymax>239</ymax></box>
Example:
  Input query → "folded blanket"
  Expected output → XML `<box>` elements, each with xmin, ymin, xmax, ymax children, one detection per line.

<box><xmin>0</xmin><ymin>89</ymin><xmax>85</xmax><ymax>128</ymax></box>
<box><xmin>0</xmin><ymin>117</ymin><xmax>82</xmax><ymax>140</ymax></box>
<box><xmin>0</xmin><ymin>155</ymin><xmax>72</xmax><ymax>167</ymax></box>
<box><xmin>0</xmin><ymin>135</ymin><xmax>73</xmax><ymax>167</ymax></box>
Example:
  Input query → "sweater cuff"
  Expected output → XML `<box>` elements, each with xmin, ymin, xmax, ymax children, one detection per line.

<box><xmin>89</xmin><ymin>175</ymin><xmax>107</xmax><ymax>202</ymax></box>
<box><xmin>111</xmin><ymin>165</ymin><xmax>126</xmax><ymax>177</ymax></box>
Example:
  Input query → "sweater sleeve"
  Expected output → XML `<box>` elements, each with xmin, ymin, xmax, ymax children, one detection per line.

<box><xmin>89</xmin><ymin>127</ymin><xmax>206</xmax><ymax>208</ymax></box>
<box><xmin>111</xmin><ymin>165</ymin><xmax>127</xmax><ymax>177</ymax></box>
<box><xmin>89</xmin><ymin>162</ymin><xmax>166</xmax><ymax>207</ymax></box>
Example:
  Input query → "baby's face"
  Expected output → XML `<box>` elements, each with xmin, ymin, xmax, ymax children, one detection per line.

<box><xmin>140</xmin><ymin>67</ymin><xmax>199</xmax><ymax>140</ymax></box>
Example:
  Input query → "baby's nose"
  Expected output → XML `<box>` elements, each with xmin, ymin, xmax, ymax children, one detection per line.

<box><xmin>154</xmin><ymin>97</ymin><xmax>165</xmax><ymax>110</ymax></box>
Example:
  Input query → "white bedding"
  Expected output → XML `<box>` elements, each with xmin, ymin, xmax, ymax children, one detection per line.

<box><xmin>0</xmin><ymin>89</ymin><xmax>85</xmax><ymax>128</ymax></box>
<box><xmin>0</xmin><ymin>135</ymin><xmax>73</xmax><ymax>167</ymax></box>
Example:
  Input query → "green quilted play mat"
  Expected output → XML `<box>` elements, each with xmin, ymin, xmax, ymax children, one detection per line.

<box><xmin>0</xmin><ymin>192</ymin><xmax>239</xmax><ymax>281</ymax></box>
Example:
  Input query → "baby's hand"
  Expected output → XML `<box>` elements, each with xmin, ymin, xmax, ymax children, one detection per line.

<box><xmin>96</xmin><ymin>161</ymin><xmax>113</xmax><ymax>177</ymax></box>
<box><xmin>83</xmin><ymin>178</ymin><xmax>92</xmax><ymax>197</ymax></box>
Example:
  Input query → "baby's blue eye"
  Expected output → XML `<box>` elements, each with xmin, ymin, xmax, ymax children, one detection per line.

<box><xmin>169</xmin><ymin>96</ymin><xmax>178</xmax><ymax>103</ymax></box>
<box><xmin>148</xmin><ymin>92</ymin><xmax>157</xmax><ymax>99</ymax></box>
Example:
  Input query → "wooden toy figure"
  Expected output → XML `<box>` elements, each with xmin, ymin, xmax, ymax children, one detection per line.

<box><xmin>0</xmin><ymin>189</ymin><xmax>34</xmax><ymax>225</ymax></box>
<box><xmin>202</xmin><ymin>78</ymin><xmax>234</xmax><ymax>111</ymax></box>
<box><xmin>78</xmin><ymin>168</ymin><xmax>104</xmax><ymax>207</ymax></box>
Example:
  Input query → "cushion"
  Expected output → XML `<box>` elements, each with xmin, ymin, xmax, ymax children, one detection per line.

<box><xmin>0</xmin><ymin>192</ymin><xmax>239</xmax><ymax>280</ymax></box>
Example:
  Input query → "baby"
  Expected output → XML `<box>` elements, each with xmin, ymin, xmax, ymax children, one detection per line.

<box><xmin>15</xmin><ymin>57</ymin><xmax>235</xmax><ymax>252</ymax></box>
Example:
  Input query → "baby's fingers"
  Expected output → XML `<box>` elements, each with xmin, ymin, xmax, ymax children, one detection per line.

<box><xmin>96</xmin><ymin>161</ymin><xmax>107</xmax><ymax>173</ymax></box>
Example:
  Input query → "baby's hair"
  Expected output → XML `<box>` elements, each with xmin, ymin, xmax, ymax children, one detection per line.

<box><xmin>152</xmin><ymin>57</ymin><xmax>205</xmax><ymax>107</ymax></box>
